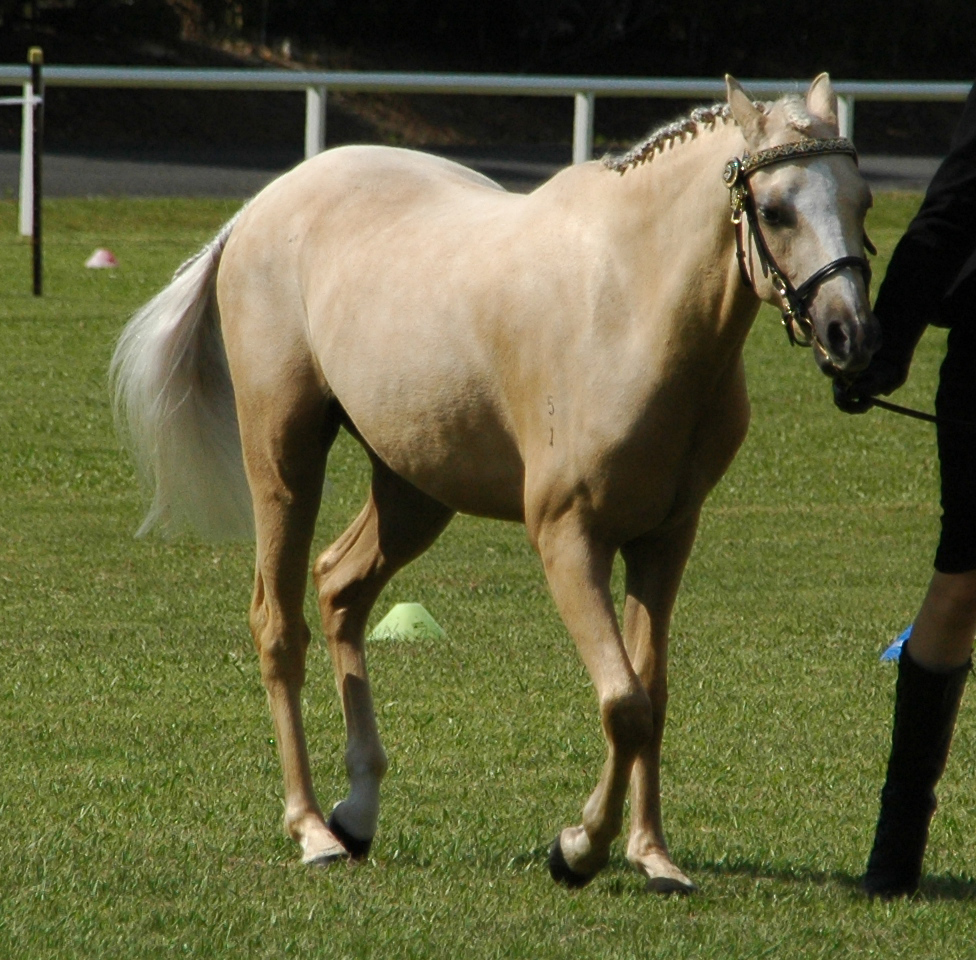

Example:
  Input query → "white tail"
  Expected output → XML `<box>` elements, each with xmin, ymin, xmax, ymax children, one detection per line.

<box><xmin>110</xmin><ymin>213</ymin><xmax>254</xmax><ymax>540</ymax></box>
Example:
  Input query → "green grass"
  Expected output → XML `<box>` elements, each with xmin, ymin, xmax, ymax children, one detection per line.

<box><xmin>2</xmin><ymin>192</ymin><xmax>975</xmax><ymax>959</ymax></box>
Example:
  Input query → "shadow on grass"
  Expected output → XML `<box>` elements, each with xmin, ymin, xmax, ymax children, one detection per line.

<box><xmin>917</xmin><ymin>874</ymin><xmax>976</xmax><ymax>901</ymax></box>
<box><xmin>630</xmin><ymin>853</ymin><xmax>976</xmax><ymax>902</ymax></box>
<box><xmin>588</xmin><ymin>856</ymin><xmax>976</xmax><ymax>903</ymax></box>
<box><xmin>398</xmin><ymin>845</ymin><xmax>976</xmax><ymax>901</ymax></box>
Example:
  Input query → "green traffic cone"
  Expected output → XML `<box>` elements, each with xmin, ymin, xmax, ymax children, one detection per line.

<box><xmin>368</xmin><ymin>602</ymin><xmax>446</xmax><ymax>642</ymax></box>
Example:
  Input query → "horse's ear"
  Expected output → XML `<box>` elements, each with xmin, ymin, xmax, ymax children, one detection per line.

<box><xmin>726</xmin><ymin>75</ymin><xmax>766</xmax><ymax>146</ymax></box>
<box><xmin>806</xmin><ymin>72</ymin><xmax>839</xmax><ymax>132</ymax></box>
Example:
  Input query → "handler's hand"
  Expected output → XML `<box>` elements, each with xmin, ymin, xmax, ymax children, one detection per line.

<box><xmin>832</xmin><ymin>356</ymin><xmax>909</xmax><ymax>415</ymax></box>
<box><xmin>833</xmin><ymin>379</ymin><xmax>875</xmax><ymax>413</ymax></box>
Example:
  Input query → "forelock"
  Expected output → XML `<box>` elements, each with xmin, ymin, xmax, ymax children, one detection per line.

<box><xmin>777</xmin><ymin>94</ymin><xmax>819</xmax><ymax>136</ymax></box>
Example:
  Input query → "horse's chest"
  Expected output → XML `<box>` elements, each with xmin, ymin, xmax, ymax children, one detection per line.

<box><xmin>573</xmin><ymin>379</ymin><xmax>749</xmax><ymax>538</ymax></box>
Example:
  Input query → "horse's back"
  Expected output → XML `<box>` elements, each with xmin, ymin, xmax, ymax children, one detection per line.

<box><xmin>259</xmin><ymin>144</ymin><xmax>509</xmax><ymax>218</ymax></box>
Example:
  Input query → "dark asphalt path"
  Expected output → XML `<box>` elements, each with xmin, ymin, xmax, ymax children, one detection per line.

<box><xmin>0</xmin><ymin>147</ymin><xmax>942</xmax><ymax>199</ymax></box>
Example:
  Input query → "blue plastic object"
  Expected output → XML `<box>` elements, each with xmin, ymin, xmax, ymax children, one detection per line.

<box><xmin>880</xmin><ymin>624</ymin><xmax>912</xmax><ymax>662</ymax></box>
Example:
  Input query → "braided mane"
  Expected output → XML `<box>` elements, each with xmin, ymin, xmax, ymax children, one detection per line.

<box><xmin>603</xmin><ymin>94</ymin><xmax>817</xmax><ymax>173</ymax></box>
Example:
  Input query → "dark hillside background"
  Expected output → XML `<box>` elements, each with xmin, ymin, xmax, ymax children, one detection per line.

<box><xmin>0</xmin><ymin>0</ymin><xmax>973</xmax><ymax>162</ymax></box>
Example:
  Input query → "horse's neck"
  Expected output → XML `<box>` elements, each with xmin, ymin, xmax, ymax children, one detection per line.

<box><xmin>602</xmin><ymin>121</ymin><xmax>757</xmax><ymax>351</ymax></box>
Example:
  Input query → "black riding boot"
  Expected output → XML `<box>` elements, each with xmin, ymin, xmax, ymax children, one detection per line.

<box><xmin>861</xmin><ymin>648</ymin><xmax>969</xmax><ymax>898</ymax></box>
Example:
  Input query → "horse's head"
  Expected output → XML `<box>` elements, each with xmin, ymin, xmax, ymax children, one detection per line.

<box><xmin>725</xmin><ymin>74</ymin><xmax>880</xmax><ymax>376</ymax></box>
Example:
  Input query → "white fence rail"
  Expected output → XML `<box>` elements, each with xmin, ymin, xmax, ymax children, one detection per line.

<box><xmin>0</xmin><ymin>65</ymin><xmax>971</xmax><ymax>164</ymax></box>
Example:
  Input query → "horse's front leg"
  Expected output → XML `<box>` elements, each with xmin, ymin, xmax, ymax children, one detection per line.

<box><xmin>532</xmin><ymin>513</ymin><xmax>652</xmax><ymax>887</ymax></box>
<box><xmin>619</xmin><ymin>520</ymin><xmax>700</xmax><ymax>893</ymax></box>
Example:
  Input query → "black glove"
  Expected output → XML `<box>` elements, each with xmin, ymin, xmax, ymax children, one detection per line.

<box><xmin>833</xmin><ymin>356</ymin><xmax>910</xmax><ymax>415</ymax></box>
<box><xmin>833</xmin><ymin>379</ymin><xmax>875</xmax><ymax>413</ymax></box>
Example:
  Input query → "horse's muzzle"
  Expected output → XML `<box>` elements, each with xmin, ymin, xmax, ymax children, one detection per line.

<box><xmin>813</xmin><ymin>309</ymin><xmax>881</xmax><ymax>376</ymax></box>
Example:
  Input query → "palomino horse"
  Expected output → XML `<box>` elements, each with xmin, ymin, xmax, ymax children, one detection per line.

<box><xmin>111</xmin><ymin>75</ymin><xmax>878</xmax><ymax>893</ymax></box>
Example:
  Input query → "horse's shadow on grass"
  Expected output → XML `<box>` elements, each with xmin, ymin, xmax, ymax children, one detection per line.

<box><xmin>594</xmin><ymin>853</ymin><xmax>976</xmax><ymax>901</ymax></box>
<box><xmin>448</xmin><ymin>846</ymin><xmax>976</xmax><ymax>900</ymax></box>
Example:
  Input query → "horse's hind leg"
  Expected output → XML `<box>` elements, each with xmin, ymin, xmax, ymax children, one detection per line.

<box><xmin>313</xmin><ymin>456</ymin><xmax>454</xmax><ymax>858</ymax></box>
<box><xmin>619</xmin><ymin>520</ymin><xmax>699</xmax><ymax>893</ymax></box>
<box><xmin>233</xmin><ymin>351</ymin><xmax>343</xmax><ymax>865</ymax></box>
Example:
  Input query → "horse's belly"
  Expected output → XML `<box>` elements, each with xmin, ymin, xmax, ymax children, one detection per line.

<box><xmin>349</xmin><ymin>401</ymin><xmax>526</xmax><ymax>521</ymax></box>
<box><xmin>320</xmin><ymin>338</ymin><xmax>526</xmax><ymax>520</ymax></box>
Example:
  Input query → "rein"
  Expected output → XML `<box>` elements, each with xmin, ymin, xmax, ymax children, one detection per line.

<box><xmin>723</xmin><ymin>137</ymin><xmax>873</xmax><ymax>351</ymax></box>
<box><xmin>856</xmin><ymin>396</ymin><xmax>976</xmax><ymax>430</ymax></box>
<box><xmin>870</xmin><ymin>398</ymin><xmax>939</xmax><ymax>424</ymax></box>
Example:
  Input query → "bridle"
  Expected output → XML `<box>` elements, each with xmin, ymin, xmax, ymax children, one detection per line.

<box><xmin>725</xmin><ymin>138</ymin><xmax>969</xmax><ymax>429</ymax></box>
<box><xmin>723</xmin><ymin>137</ymin><xmax>874</xmax><ymax>351</ymax></box>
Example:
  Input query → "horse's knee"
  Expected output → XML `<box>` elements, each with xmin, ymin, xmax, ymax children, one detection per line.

<box><xmin>600</xmin><ymin>687</ymin><xmax>655</xmax><ymax>753</ymax></box>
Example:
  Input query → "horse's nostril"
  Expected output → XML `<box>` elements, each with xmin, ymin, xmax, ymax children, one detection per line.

<box><xmin>826</xmin><ymin>321</ymin><xmax>850</xmax><ymax>356</ymax></box>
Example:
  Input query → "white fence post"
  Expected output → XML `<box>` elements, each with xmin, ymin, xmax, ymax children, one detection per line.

<box><xmin>837</xmin><ymin>94</ymin><xmax>854</xmax><ymax>140</ymax></box>
<box><xmin>573</xmin><ymin>90</ymin><xmax>595</xmax><ymax>164</ymax></box>
<box><xmin>18</xmin><ymin>79</ymin><xmax>32</xmax><ymax>236</ymax></box>
<box><xmin>305</xmin><ymin>84</ymin><xmax>326</xmax><ymax>159</ymax></box>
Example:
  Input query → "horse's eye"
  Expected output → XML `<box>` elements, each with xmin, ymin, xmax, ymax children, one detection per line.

<box><xmin>758</xmin><ymin>203</ymin><xmax>784</xmax><ymax>226</ymax></box>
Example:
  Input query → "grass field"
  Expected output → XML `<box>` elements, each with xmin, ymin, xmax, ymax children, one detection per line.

<box><xmin>2</xmin><ymin>191</ymin><xmax>975</xmax><ymax>959</ymax></box>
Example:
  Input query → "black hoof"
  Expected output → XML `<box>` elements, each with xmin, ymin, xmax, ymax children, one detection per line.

<box><xmin>548</xmin><ymin>837</ymin><xmax>594</xmax><ymax>889</ymax></box>
<box><xmin>327</xmin><ymin>811</ymin><xmax>373</xmax><ymax>861</ymax></box>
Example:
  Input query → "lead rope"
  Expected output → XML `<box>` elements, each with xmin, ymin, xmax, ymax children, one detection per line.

<box><xmin>856</xmin><ymin>396</ymin><xmax>976</xmax><ymax>430</ymax></box>
<box><xmin>870</xmin><ymin>398</ymin><xmax>939</xmax><ymax>424</ymax></box>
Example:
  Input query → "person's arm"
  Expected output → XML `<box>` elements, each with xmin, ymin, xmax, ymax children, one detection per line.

<box><xmin>835</xmin><ymin>82</ymin><xmax>976</xmax><ymax>412</ymax></box>
<box><xmin>875</xmin><ymin>84</ymin><xmax>976</xmax><ymax>344</ymax></box>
